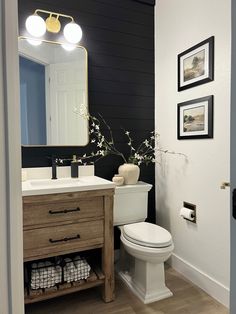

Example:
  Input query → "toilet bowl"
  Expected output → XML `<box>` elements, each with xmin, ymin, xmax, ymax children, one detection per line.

<box><xmin>114</xmin><ymin>182</ymin><xmax>174</xmax><ymax>304</ymax></box>
<box><xmin>119</xmin><ymin>223</ymin><xmax>174</xmax><ymax>303</ymax></box>
<box><xmin>121</xmin><ymin>222</ymin><xmax>174</xmax><ymax>263</ymax></box>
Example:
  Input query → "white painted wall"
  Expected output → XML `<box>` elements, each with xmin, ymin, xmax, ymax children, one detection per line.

<box><xmin>155</xmin><ymin>0</ymin><xmax>231</xmax><ymax>307</ymax></box>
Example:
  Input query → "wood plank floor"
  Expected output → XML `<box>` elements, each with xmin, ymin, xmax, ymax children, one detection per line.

<box><xmin>25</xmin><ymin>266</ymin><xmax>228</xmax><ymax>314</ymax></box>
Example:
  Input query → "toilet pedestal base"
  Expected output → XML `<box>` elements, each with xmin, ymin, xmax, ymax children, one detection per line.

<box><xmin>119</xmin><ymin>260</ymin><xmax>173</xmax><ymax>304</ymax></box>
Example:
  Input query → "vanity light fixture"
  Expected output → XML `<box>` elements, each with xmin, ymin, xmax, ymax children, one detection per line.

<box><xmin>25</xmin><ymin>9</ymin><xmax>83</xmax><ymax>44</ymax></box>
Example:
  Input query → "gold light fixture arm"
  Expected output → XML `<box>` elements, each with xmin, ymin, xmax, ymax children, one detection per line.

<box><xmin>34</xmin><ymin>9</ymin><xmax>74</xmax><ymax>22</ymax></box>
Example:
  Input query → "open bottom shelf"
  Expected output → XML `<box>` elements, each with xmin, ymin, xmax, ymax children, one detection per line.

<box><xmin>25</xmin><ymin>268</ymin><xmax>105</xmax><ymax>304</ymax></box>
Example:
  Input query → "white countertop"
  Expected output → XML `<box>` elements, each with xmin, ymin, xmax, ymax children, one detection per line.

<box><xmin>22</xmin><ymin>176</ymin><xmax>115</xmax><ymax>196</ymax></box>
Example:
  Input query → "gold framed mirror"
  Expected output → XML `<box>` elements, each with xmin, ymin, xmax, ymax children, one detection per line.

<box><xmin>18</xmin><ymin>37</ymin><xmax>89</xmax><ymax>146</ymax></box>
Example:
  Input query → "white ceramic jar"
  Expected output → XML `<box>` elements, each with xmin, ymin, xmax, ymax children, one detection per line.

<box><xmin>112</xmin><ymin>175</ymin><xmax>124</xmax><ymax>186</ymax></box>
<box><xmin>118</xmin><ymin>163</ymin><xmax>140</xmax><ymax>185</ymax></box>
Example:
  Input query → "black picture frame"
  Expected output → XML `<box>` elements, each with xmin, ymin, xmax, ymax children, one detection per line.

<box><xmin>178</xmin><ymin>36</ymin><xmax>214</xmax><ymax>91</ymax></box>
<box><xmin>177</xmin><ymin>95</ymin><xmax>213</xmax><ymax>140</ymax></box>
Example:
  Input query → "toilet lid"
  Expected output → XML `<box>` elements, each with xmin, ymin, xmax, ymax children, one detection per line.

<box><xmin>123</xmin><ymin>222</ymin><xmax>172</xmax><ymax>248</ymax></box>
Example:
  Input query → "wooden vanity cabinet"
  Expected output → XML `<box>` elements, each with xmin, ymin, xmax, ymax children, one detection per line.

<box><xmin>23</xmin><ymin>188</ymin><xmax>114</xmax><ymax>304</ymax></box>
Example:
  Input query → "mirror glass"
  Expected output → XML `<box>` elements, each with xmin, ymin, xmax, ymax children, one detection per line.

<box><xmin>18</xmin><ymin>38</ymin><xmax>89</xmax><ymax>146</ymax></box>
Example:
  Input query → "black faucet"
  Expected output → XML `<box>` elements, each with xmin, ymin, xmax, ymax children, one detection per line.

<box><xmin>51</xmin><ymin>156</ymin><xmax>63</xmax><ymax>180</ymax></box>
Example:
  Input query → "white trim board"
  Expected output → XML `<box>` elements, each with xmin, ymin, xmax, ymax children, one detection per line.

<box><xmin>169</xmin><ymin>253</ymin><xmax>229</xmax><ymax>308</ymax></box>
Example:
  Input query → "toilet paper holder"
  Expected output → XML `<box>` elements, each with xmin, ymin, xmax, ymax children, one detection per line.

<box><xmin>183</xmin><ymin>201</ymin><xmax>196</xmax><ymax>223</ymax></box>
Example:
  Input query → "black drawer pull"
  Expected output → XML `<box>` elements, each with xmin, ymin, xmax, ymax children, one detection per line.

<box><xmin>49</xmin><ymin>234</ymin><xmax>80</xmax><ymax>243</ymax></box>
<box><xmin>49</xmin><ymin>207</ymin><xmax>80</xmax><ymax>215</ymax></box>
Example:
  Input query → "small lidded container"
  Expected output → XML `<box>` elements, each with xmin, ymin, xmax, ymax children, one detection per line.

<box><xmin>112</xmin><ymin>174</ymin><xmax>124</xmax><ymax>186</ymax></box>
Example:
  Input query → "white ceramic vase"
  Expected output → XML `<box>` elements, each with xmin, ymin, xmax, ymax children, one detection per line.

<box><xmin>118</xmin><ymin>163</ymin><xmax>140</xmax><ymax>185</ymax></box>
<box><xmin>112</xmin><ymin>174</ymin><xmax>125</xmax><ymax>186</ymax></box>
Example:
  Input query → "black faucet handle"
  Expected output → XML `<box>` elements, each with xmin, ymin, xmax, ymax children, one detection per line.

<box><xmin>50</xmin><ymin>156</ymin><xmax>65</xmax><ymax>180</ymax></box>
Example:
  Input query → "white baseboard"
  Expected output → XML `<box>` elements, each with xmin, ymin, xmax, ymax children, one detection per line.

<box><xmin>169</xmin><ymin>253</ymin><xmax>229</xmax><ymax>308</ymax></box>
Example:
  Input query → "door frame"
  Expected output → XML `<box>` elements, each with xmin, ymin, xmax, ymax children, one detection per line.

<box><xmin>0</xmin><ymin>0</ymin><xmax>24</xmax><ymax>313</ymax></box>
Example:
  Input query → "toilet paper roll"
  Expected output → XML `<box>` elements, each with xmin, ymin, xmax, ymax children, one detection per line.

<box><xmin>180</xmin><ymin>207</ymin><xmax>195</xmax><ymax>221</ymax></box>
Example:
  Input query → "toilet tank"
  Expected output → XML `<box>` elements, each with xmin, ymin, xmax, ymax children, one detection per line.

<box><xmin>113</xmin><ymin>181</ymin><xmax>152</xmax><ymax>226</ymax></box>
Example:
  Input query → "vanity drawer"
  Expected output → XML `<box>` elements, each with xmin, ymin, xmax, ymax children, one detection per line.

<box><xmin>23</xmin><ymin>220</ymin><xmax>104</xmax><ymax>261</ymax></box>
<box><xmin>23</xmin><ymin>196</ymin><xmax>104</xmax><ymax>228</ymax></box>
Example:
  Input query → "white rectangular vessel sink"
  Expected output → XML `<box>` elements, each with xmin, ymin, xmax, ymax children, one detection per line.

<box><xmin>29</xmin><ymin>178</ymin><xmax>83</xmax><ymax>187</ymax></box>
<box><xmin>22</xmin><ymin>176</ymin><xmax>115</xmax><ymax>196</ymax></box>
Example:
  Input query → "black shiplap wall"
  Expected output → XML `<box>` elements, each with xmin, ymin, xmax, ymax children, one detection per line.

<box><xmin>18</xmin><ymin>0</ymin><xmax>155</xmax><ymax>222</ymax></box>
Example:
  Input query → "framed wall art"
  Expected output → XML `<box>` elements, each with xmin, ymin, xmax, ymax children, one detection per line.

<box><xmin>177</xmin><ymin>95</ymin><xmax>213</xmax><ymax>139</ymax></box>
<box><xmin>178</xmin><ymin>36</ymin><xmax>214</xmax><ymax>91</ymax></box>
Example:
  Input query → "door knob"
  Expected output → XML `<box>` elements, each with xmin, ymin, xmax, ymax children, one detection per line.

<box><xmin>220</xmin><ymin>182</ymin><xmax>230</xmax><ymax>189</ymax></box>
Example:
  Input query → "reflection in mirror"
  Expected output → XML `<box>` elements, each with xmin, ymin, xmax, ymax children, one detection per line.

<box><xmin>18</xmin><ymin>38</ymin><xmax>89</xmax><ymax>146</ymax></box>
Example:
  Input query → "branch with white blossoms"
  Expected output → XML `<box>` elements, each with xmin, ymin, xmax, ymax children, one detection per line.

<box><xmin>76</xmin><ymin>113</ymin><xmax>186</xmax><ymax>165</ymax></box>
<box><xmin>125</xmin><ymin>131</ymin><xmax>187</xmax><ymax>166</ymax></box>
<box><xmin>78</xmin><ymin>114</ymin><xmax>128</xmax><ymax>163</ymax></box>
<box><xmin>123</xmin><ymin>130</ymin><xmax>155</xmax><ymax>165</ymax></box>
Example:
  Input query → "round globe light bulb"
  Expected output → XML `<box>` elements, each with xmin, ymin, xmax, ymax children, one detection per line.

<box><xmin>61</xmin><ymin>43</ymin><xmax>76</xmax><ymax>51</ymax></box>
<box><xmin>63</xmin><ymin>22</ymin><xmax>82</xmax><ymax>44</ymax></box>
<box><xmin>25</xmin><ymin>14</ymin><xmax>46</xmax><ymax>37</ymax></box>
<box><xmin>26</xmin><ymin>38</ymin><xmax>42</xmax><ymax>46</ymax></box>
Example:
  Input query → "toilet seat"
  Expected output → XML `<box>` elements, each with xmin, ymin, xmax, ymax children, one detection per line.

<box><xmin>123</xmin><ymin>222</ymin><xmax>172</xmax><ymax>248</ymax></box>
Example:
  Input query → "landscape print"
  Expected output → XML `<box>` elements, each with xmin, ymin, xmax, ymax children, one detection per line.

<box><xmin>183</xmin><ymin>49</ymin><xmax>205</xmax><ymax>82</ymax></box>
<box><xmin>183</xmin><ymin>105</ymin><xmax>205</xmax><ymax>132</ymax></box>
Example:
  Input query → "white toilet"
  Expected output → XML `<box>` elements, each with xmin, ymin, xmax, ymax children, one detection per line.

<box><xmin>114</xmin><ymin>182</ymin><xmax>174</xmax><ymax>304</ymax></box>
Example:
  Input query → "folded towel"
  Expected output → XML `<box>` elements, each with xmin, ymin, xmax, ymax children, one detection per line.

<box><xmin>64</xmin><ymin>256</ymin><xmax>91</xmax><ymax>281</ymax></box>
<box><xmin>30</xmin><ymin>260</ymin><xmax>63</xmax><ymax>289</ymax></box>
